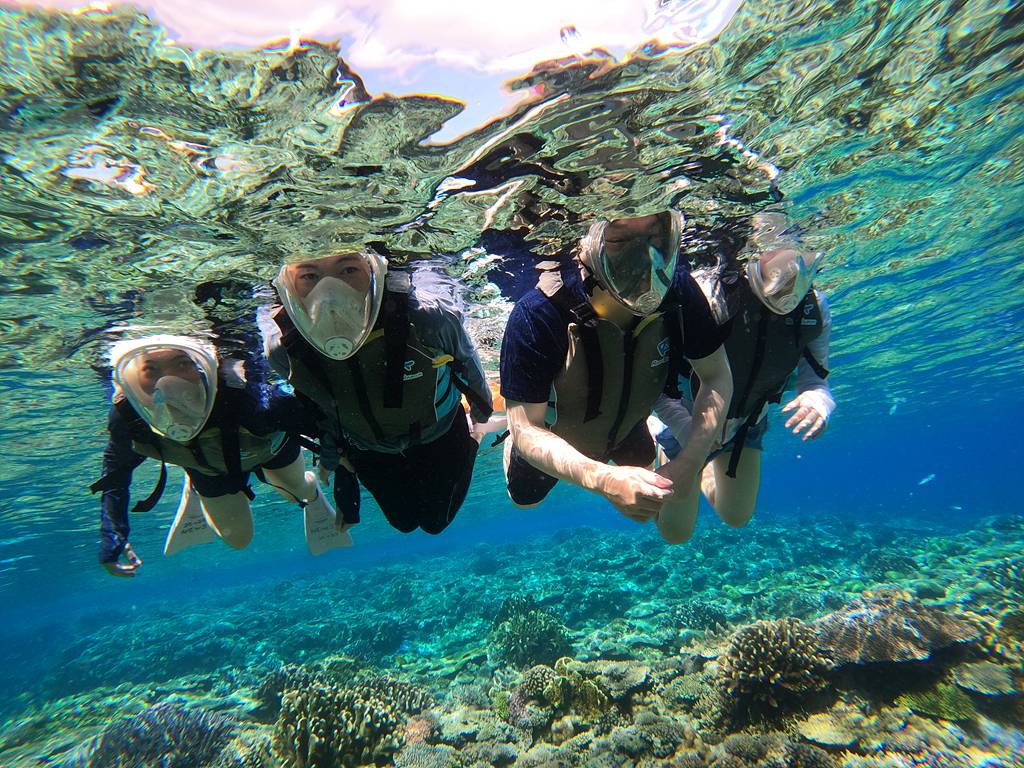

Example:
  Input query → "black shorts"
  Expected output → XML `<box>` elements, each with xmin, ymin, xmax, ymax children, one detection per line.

<box><xmin>186</xmin><ymin>435</ymin><xmax>301</xmax><ymax>498</ymax></box>
<box><xmin>506</xmin><ymin>419</ymin><xmax>656</xmax><ymax>507</ymax></box>
<box><xmin>346</xmin><ymin>405</ymin><xmax>479</xmax><ymax>534</ymax></box>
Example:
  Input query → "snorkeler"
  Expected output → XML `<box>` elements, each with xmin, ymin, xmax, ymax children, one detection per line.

<box><xmin>652</xmin><ymin>211</ymin><xmax>834</xmax><ymax>527</ymax></box>
<box><xmin>91</xmin><ymin>334</ymin><xmax>347</xmax><ymax>577</ymax></box>
<box><xmin>499</xmin><ymin>210</ymin><xmax>733</xmax><ymax>544</ymax></box>
<box><xmin>264</xmin><ymin>250</ymin><xmax>494</xmax><ymax>536</ymax></box>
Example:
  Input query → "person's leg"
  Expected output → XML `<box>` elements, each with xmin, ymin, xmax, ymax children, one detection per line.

<box><xmin>655</xmin><ymin>486</ymin><xmax>701</xmax><ymax>545</ymax></box>
<box><xmin>346</xmin><ymin>449</ymin><xmax>420</xmax><ymax>533</ymax></box>
<box><xmin>260</xmin><ymin>438</ymin><xmax>318</xmax><ymax>503</ymax></box>
<box><xmin>704</xmin><ymin>449</ymin><xmax>762</xmax><ymax>528</ymax></box>
<box><xmin>187</xmin><ymin>470</ymin><xmax>255</xmax><ymax>549</ymax></box>
<box><xmin>503</xmin><ymin>438</ymin><xmax>559</xmax><ymax>508</ymax></box>
<box><xmin>409</xmin><ymin>408</ymin><xmax>479</xmax><ymax>534</ymax></box>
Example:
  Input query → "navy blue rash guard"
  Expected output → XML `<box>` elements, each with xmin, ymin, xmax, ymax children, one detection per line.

<box><xmin>500</xmin><ymin>264</ymin><xmax>727</xmax><ymax>404</ymax></box>
<box><xmin>97</xmin><ymin>379</ymin><xmax>314</xmax><ymax>564</ymax></box>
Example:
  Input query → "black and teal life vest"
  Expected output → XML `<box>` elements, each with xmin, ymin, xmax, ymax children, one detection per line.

<box><xmin>90</xmin><ymin>383</ymin><xmax>284</xmax><ymax>512</ymax></box>
<box><xmin>275</xmin><ymin>272</ymin><xmax>490</xmax><ymax>449</ymax></box>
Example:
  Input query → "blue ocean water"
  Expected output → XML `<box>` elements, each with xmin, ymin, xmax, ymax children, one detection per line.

<box><xmin>1</xmin><ymin>1</ymin><xmax>1023</xmax><ymax>766</ymax></box>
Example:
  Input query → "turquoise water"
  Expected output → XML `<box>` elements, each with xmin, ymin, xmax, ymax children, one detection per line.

<box><xmin>1</xmin><ymin>0</ymin><xmax>1023</xmax><ymax>766</ymax></box>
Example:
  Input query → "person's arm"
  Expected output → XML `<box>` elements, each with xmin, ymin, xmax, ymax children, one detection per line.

<box><xmin>438</xmin><ymin>310</ymin><xmax>493</xmax><ymax>423</ymax></box>
<box><xmin>783</xmin><ymin>290</ymin><xmax>834</xmax><ymax>440</ymax></box>
<box><xmin>659</xmin><ymin>345</ymin><xmax>732</xmax><ymax>490</ymax></box>
<box><xmin>500</xmin><ymin>292</ymin><xmax>672</xmax><ymax>520</ymax></box>
<box><xmin>258</xmin><ymin>306</ymin><xmax>292</xmax><ymax>381</ymax></box>
<box><xmin>653</xmin><ymin>392</ymin><xmax>695</xmax><ymax>447</ymax></box>
<box><xmin>414</xmin><ymin>282</ymin><xmax>493</xmax><ymax>423</ymax></box>
<box><xmin>98</xmin><ymin>406</ymin><xmax>145</xmax><ymax>576</ymax></box>
<box><xmin>506</xmin><ymin>401</ymin><xmax>673</xmax><ymax>521</ymax></box>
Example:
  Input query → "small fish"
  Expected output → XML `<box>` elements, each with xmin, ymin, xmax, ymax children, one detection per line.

<box><xmin>918</xmin><ymin>473</ymin><xmax>936</xmax><ymax>486</ymax></box>
<box><xmin>950</xmin><ymin>505</ymin><xmax>962</xmax><ymax>510</ymax></box>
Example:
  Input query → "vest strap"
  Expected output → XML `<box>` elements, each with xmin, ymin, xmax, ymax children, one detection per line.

<box><xmin>346</xmin><ymin>356</ymin><xmax>386</xmax><ymax>443</ymax></box>
<box><xmin>664</xmin><ymin>304</ymin><xmax>685</xmax><ymax>398</ymax></box>
<box><xmin>448</xmin><ymin>360</ymin><xmax>494</xmax><ymax>420</ymax></box>
<box><xmin>131</xmin><ymin>460</ymin><xmax>168</xmax><ymax>513</ymax></box>
<box><xmin>549</xmin><ymin>288</ymin><xmax>603</xmax><ymax>422</ymax></box>
<box><xmin>725</xmin><ymin>406</ymin><xmax>763</xmax><ymax>480</ymax></box>
<box><xmin>802</xmin><ymin>348</ymin><xmax>829</xmax><ymax>379</ymax></box>
<box><xmin>734</xmin><ymin>310</ymin><xmax>770</xmax><ymax>417</ymax></box>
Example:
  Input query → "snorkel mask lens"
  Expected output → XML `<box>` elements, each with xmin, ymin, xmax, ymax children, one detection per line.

<box><xmin>273</xmin><ymin>252</ymin><xmax>388</xmax><ymax>360</ymax></box>
<box><xmin>585</xmin><ymin>211</ymin><xmax>682</xmax><ymax>316</ymax></box>
<box><xmin>111</xmin><ymin>336</ymin><xmax>218</xmax><ymax>442</ymax></box>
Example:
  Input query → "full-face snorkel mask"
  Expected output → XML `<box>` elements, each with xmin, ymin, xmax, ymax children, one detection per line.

<box><xmin>273</xmin><ymin>251</ymin><xmax>388</xmax><ymax>360</ymax></box>
<box><xmin>745</xmin><ymin>212</ymin><xmax>823</xmax><ymax>315</ymax></box>
<box><xmin>579</xmin><ymin>210</ymin><xmax>684</xmax><ymax>316</ymax></box>
<box><xmin>110</xmin><ymin>335</ymin><xmax>218</xmax><ymax>443</ymax></box>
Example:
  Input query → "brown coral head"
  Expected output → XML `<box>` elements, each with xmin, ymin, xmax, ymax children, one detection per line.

<box><xmin>814</xmin><ymin>594</ymin><xmax>981</xmax><ymax>666</ymax></box>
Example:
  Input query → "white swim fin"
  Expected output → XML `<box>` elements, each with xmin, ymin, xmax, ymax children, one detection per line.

<box><xmin>303</xmin><ymin>471</ymin><xmax>353</xmax><ymax>555</ymax></box>
<box><xmin>164</xmin><ymin>476</ymin><xmax>216</xmax><ymax>555</ymax></box>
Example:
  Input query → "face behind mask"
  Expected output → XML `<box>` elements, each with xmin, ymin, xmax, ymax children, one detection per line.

<box><xmin>110</xmin><ymin>336</ymin><xmax>219</xmax><ymax>443</ymax></box>
<box><xmin>580</xmin><ymin>211</ymin><xmax>683</xmax><ymax>316</ymax></box>
<box><xmin>274</xmin><ymin>252</ymin><xmax>387</xmax><ymax>361</ymax></box>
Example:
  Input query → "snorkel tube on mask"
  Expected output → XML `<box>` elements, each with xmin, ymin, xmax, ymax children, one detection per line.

<box><xmin>579</xmin><ymin>210</ymin><xmax>684</xmax><ymax>316</ymax></box>
<box><xmin>110</xmin><ymin>335</ymin><xmax>219</xmax><ymax>443</ymax></box>
<box><xmin>273</xmin><ymin>251</ymin><xmax>388</xmax><ymax>360</ymax></box>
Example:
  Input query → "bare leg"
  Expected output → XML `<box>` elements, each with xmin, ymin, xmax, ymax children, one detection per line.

<box><xmin>262</xmin><ymin>452</ymin><xmax>318</xmax><ymax>503</ymax></box>
<box><xmin>655</xmin><ymin>480</ymin><xmax>701</xmax><ymax>544</ymax></box>
<box><xmin>197</xmin><ymin>493</ymin><xmax>254</xmax><ymax>549</ymax></box>
<box><xmin>704</xmin><ymin>449</ymin><xmax>762</xmax><ymax>528</ymax></box>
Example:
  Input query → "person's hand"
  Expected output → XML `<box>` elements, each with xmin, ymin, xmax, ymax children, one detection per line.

<box><xmin>469</xmin><ymin>414</ymin><xmax>508</xmax><ymax>444</ymax></box>
<box><xmin>782</xmin><ymin>395</ymin><xmax>828</xmax><ymax>440</ymax></box>
<box><xmin>598</xmin><ymin>466</ymin><xmax>674</xmax><ymax>522</ymax></box>
<box><xmin>103</xmin><ymin>543</ymin><xmax>142</xmax><ymax>578</ymax></box>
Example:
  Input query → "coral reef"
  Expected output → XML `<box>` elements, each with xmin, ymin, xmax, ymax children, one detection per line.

<box><xmin>814</xmin><ymin>590</ymin><xmax>981</xmax><ymax>665</ymax></box>
<box><xmin>674</xmin><ymin>599</ymin><xmax>730</xmax><ymax>632</ymax></box>
<box><xmin>716</xmin><ymin>618</ymin><xmax>831</xmax><ymax>721</ymax></box>
<box><xmin>72</xmin><ymin>702</ymin><xmax>234</xmax><ymax>768</ymax></box>
<box><xmin>488</xmin><ymin>595</ymin><xmax>573</xmax><ymax>668</ymax></box>
<box><xmin>5</xmin><ymin>515</ymin><xmax>1024</xmax><ymax>768</ymax></box>
<box><xmin>272</xmin><ymin>670</ymin><xmax>433</xmax><ymax>768</ymax></box>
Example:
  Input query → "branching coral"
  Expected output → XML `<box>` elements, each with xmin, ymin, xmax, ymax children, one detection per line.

<box><xmin>717</xmin><ymin>618</ymin><xmax>830</xmax><ymax>720</ymax></box>
<box><xmin>488</xmin><ymin>597</ymin><xmax>573</xmax><ymax>669</ymax></box>
<box><xmin>77</xmin><ymin>702</ymin><xmax>234</xmax><ymax>768</ymax></box>
<box><xmin>272</xmin><ymin>672</ymin><xmax>433</xmax><ymax>768</ymax></box>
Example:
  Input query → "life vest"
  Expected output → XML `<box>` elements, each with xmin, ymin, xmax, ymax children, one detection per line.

<box><xmin>691</xmin><ymin>268</ymin><xmax>828</xmax><ymax>477</ymax></box>
<box><xmin>90</xmin><ymin>383</ymin><xmax>285</xmax><ymax>512</ymax></box>
<box><xmin>713</xmin><ymin>278</ymin><xmax>824</xmax><ymax>421</ymax></box>
<box><xmin>539</xmin><ymin>263</ymin><xmax>682</xmax><ymax>458</ymax></box>
<box><xmin>275</xmin><ymin>272</ymin><xmax>491</xmax><ymax>449</ymax></box>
